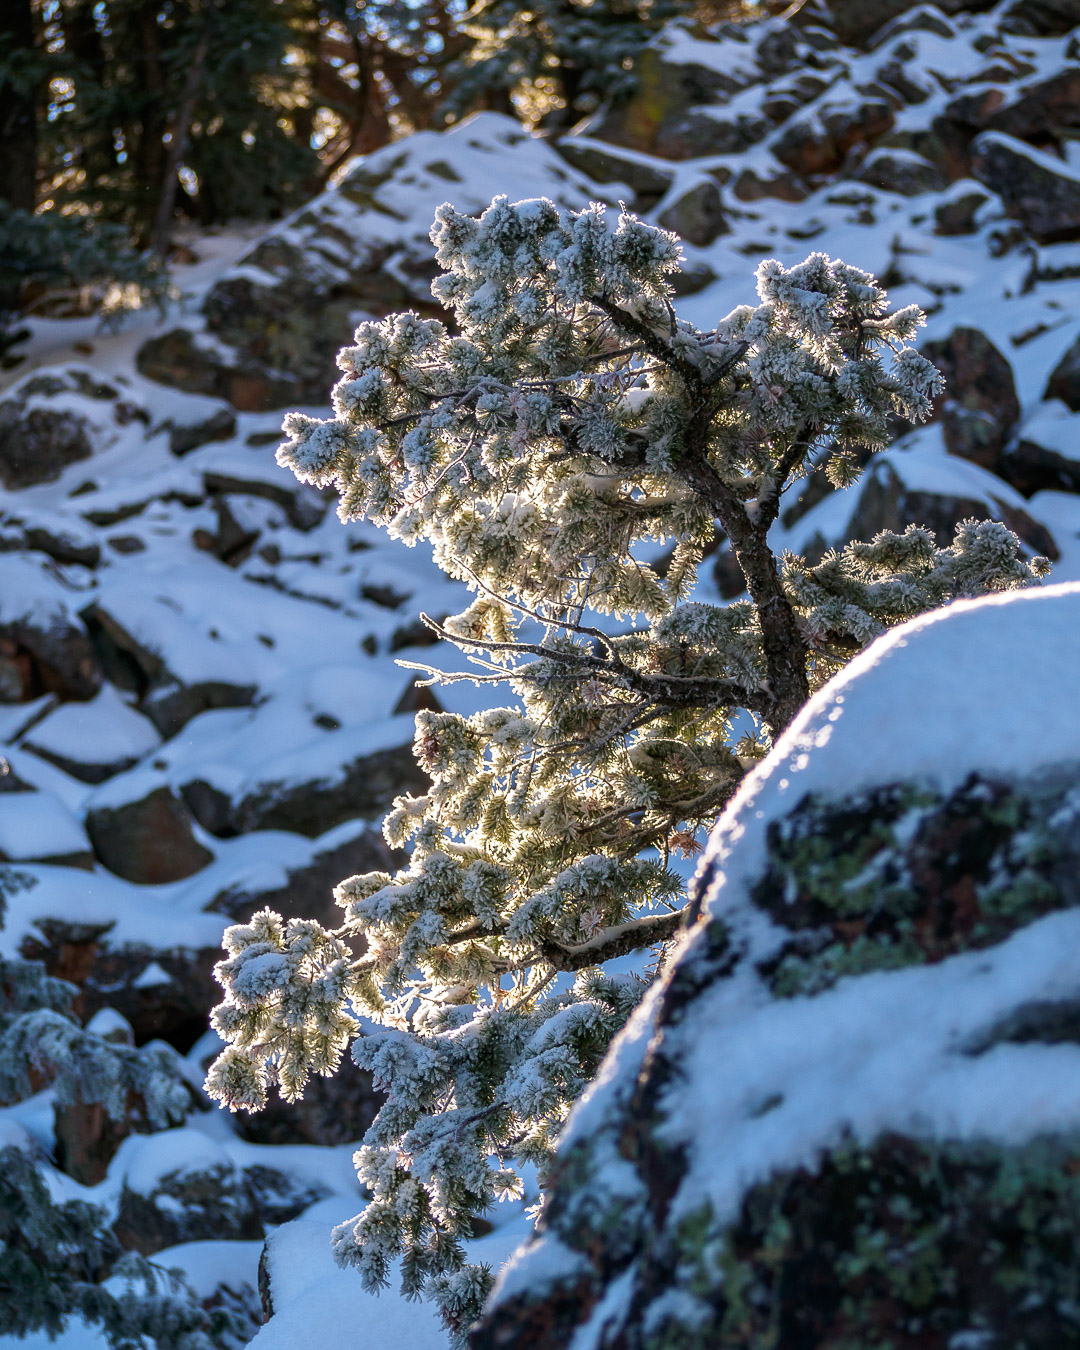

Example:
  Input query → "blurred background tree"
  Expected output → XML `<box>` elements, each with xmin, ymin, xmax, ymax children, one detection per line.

<box><xmin>0</xmin><ymin>0</ymin><xmax>755</xmax><ymax>344</ymax></box>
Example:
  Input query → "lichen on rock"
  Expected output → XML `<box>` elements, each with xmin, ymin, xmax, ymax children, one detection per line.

<box><xmin>472</xmin><ymin>582</ymin><xmax>1080</xmax><ymax>1350</ymax></box>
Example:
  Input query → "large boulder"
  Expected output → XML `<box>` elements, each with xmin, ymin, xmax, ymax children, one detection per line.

<box><xmin>586</xmin><ymin>23</ymin><xmax>765</xmax><ymax>159</ymax></box>
<box><xmin>656</xmin><ymin>179</ymin><xmax>729</xmax><ymax>247</ymax></box>
<box><xmin>85</xmin><ymin>780</ymin><xmax>214</xmax><ymax>884</ymax></box>
<box><xmin>0</xmin><ymin>366</ymin><xmax>149</xmax><ymax>490</ymax></box>
<box><xmin>474</xmin><ymin>581</ymin><xmax>1080</xmax><ymax>1350</ymax></box>
<box><xmin>922</xmin><ymin>326</ymin><xmax>1020</xmax><ymax>470</ymax></box>
<box><xmin>135</xmin><ymin>115</ymin><xmax>612</xmax><ymax>412</ymax></box>
<box><xmin>0</xmin><ymin>555</ymin><xmax>103</xmax><ymax>703</ymax></box>
<box><xmin>972</xmin><ymin>132</ymin><xmax>1080</xmax><ymax>244</ymax></box>
<box><xmin>772</xmin><ymin>96</ymin><xmax>896</xmax><ymax>178</ymax></box>
<box><xmin>1045</xmin><ymin>332</ymin><xmax>1080</xmax><ymax>411</ymax></box>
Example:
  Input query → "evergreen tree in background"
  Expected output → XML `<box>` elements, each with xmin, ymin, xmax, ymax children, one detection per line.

<box><xmin>444</xmin><ymin>0</ymin><xmax>692</xmax><ymax>127</ymax></box>
<box><xmin>206</xmin><ymin>198</ymin><xmax>1048</xmax><ymax>1339</ymax></box>
<box><xmin>0</xmin><ymin>867</ymin><xmax>243</xmax><ymax>1349</ymax></box>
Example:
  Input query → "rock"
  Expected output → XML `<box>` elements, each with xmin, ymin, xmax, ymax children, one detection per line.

<box><xmin>866</xmin><ymin>4</ymin><xmax>957</xmax><ymax>48</ymax></box>
<box><xmin>105</xmin><ymin>1131</ymin><xmax>323</xmax><ymax>1243</ymax></box>
<box><xmin>972</xmin><ymin>132</ymin><xmax>1080</xmax><ymax>244</ymax></box>
<box><xmin>852</xmin><ymin>147</ymin><xmax>946</xmax><ymax>194</ymax></box>
<box><xmin>1001</xmin><ymin>0</ymin><xmax>1080</xmax><ymax>33</ymax></box>
<box><xmin>984</xmin><ymin>69</ymin><xmax>1080</xmax><ymax>144</ymax></box>
<box><xmin>669</xmin><ymin>260</ymin><xmax>719</xmax><ymax>296</ymax></box>
<box><xmin>135</xmin><ymin>328</ymin><xmax>301</xmax><ymax>413</ymax></box>
<box><xmin>201</xmin><ymin>467</ymin><xmax>326</xmax><ymax>532</ymax></box>
<box><xmin>822</xmin><ymin>0</ymin><xmax>987</xmax><ymax>48</ymax></box>
<box><xmin>551</xmin><ymin>139</ymin><xmax>673</xmax><ymax>208</ymax></box>
<box><xmin>0</xmin><ymin>367</ymin><xmax>149</xmax><ymax>490</ymax></box>
<box><xmin>845</xmin><ymin>456</ymin><xmax>1058</xmax><ymax>560</ymax></box>
<box><xmin>732</xmin><ymin>165</ymin><xmax>809</xmax><ymax>203</ymax></box>
<box><xmin>0</xmin><ymin>518</ymin><xmax>101</xmax><ymax>568</ymax></box>
<box><xmin>473</xmin><ymin>583</ymin><xmax>1080</xmax><ymax>1350</ymax></box>
<box><xmin>880</xmin><ymin>118</ymin><xmax>972</xmax><ymax>183</ymax></box>
<box><xmin>232</xmin><ymin>1063</ymin><xmax>383</xmax><ymax>1148</ymax></box>
<box><xmin>0</xmin><ymin>790</ymin><xmax>94</xmax><ymax>868</ymax></box>
<box><xmin>0</xmin><ymin>615</ymin><xmax>101</xmax><ymax>706</ymax></box>
<box><xmin>113</xmin><ymin>1135</ymin><xmax>265</xmax><ymax>1255</ymax></box>
<box><xmin>136</xmin><ymin>115</ymin><xmax>608</xmax><ymax>410</ymax></box>
<box><xmin>656</xmin><ymin>179</ymin><xmax>729</xmax><ymax>246</ymax></box>
<box><xmin>85</xmin><ymin>783</ymin><xmax>214</xmax><ymax>884</ymax></box>
<box><xmin>1044</xmin><ymin>333</ymin><xmax>1080</xmax><ymax>411</ymax></box>
<box><xmin>922</xmin><ymin>326</ymin><xmax>1020</xmax><ymax>469</ymax></box>
<box><xmin>587</xmin><ymin>25</ymin><xmax>765</xmax><ymax>160</ymax></box>
<box><xmin>181</xmin><ymin>740</ymin><xmax>426</xmax><ymax>839</ymax></box>
<box><xmin>1001</xmin><ymin>437</ymin><xmax>1080</xmax><ymax>497</ymax></box>
<box><xmin>208</xmin><ymin>821</ymin><xmax>398</xmax><ymax>931</ymax></box>
<box><xmin>932</xmin><ymin>181</ymin><xmax>991</xmax><ymax>234</ymax></box>
<box><xmin>80</xmin><ymin>598</ymin><xmax>257</xmax><ymax>738</ymax></box>
<box><xmin>157</xmin><ymin>403</ymin><xmax>238</xmax><ymax>457</ymax></box>
<box><xmin>772</xmin><ymin>98</ymin><xmax>895</xmax><ymax>178</ymax></box>
<box><xmin>21</xmin><ymin>684</ymin><xmax>160</xmax><ymax>784</ymax></box>
<box><xmin>20</xmin><ymin>920</ymin><xmax>222</xmax><ymax>1051</ymax></box>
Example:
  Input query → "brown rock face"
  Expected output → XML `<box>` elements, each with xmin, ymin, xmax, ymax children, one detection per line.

<box><xmin>853</xmin><ymin>149</ymin><xmax>947</xmax><ymax>195</ymax></box>
<box><xmin>984</xmin><ymin>69</ymin><xmax>1080</xmax><ymax>146</ymax></box>
<box><xmin>590</xmin><ymin>41</ymin><xmax>759</xmax><ymax>159</ymax></box>
<box><xmin>773</xmin><ymin>99</ymin><xmax>895</xmax><ymax>178</ymax></box>
<box><xmin>232</xmin><ymin>1062</ymin><xmax>383</xmax><ymax>1148</ymax></box>
<box><xmin>656</xmin><ymin>179</ymin><xmax>729</xmax><ymax>246</ymax></box>
<box><xmin>972</xmin><ymin>132</ymin><xmax>1080</xmax><ymax>243</ymax></box>
<box><xmin>1045</xmin><ymin>334</ymin><xmax>1080</xmax><ymax>412</ymax></box>
<box><xmin>85</xmin><ymin>785</ymin><xmax>214</xmax><ymax>884</ymax></box>
<box><xmin>821</xmin><ymin>0</ymin><xmax>995</xmax><ymax>47</ymax></box>
<box><xmin>0</xmin><ymin>407</ymin><xmax>93</xmax><ymax>489</ymax></box>
<box><xmin>0</xmin><ymin>617</ymin><xmax>102</xmax><ymax>703</ymax></box>
<box><xmin>845</xmin><ymin>459</ymin><xmax>1058</xmax><ymax>562</ymax></box>
<box><xmin>180</xmin><ymin>741</ymin><xmax>426</xmax><ymax>839</ymax></box>
<box><xmin>922</xmin><ymin>327</ymin><xmax>1020</xmax><ymax>470</ymax></box>
<box><xmin>0</xmin><ymin>368</ymin><xmax>149</xmax><ymax>489</ymax></box>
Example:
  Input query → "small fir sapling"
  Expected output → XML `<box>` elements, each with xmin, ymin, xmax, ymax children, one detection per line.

<box><xmin>0</xmin><ymin>866</ymin><xmax>233</xmax><ymax>1349</ymax></box>
<box><xmin>205</xmin><ymin>197</ymin><xmax>1047</xmax><ymax>1336</ymax></box>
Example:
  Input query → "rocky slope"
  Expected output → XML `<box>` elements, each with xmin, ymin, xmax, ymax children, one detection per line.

<box><xmin>474</xmin><ymin>580</ymin><xmax>1080</xmax><ymax>1350</ymax></box>
<box><xmin>1</xmin><ymin>0</ymin><xmax>1079</xmax><ymax>1344</ymax></box>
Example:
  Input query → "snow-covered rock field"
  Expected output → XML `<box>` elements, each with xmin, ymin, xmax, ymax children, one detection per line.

<box><xmin>2</xmin><ymin>0</ymin><xmax>1080</xmax><ymax>1344</ymax></box>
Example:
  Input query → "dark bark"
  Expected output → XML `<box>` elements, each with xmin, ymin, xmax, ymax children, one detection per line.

<box><xmin>149</xmin><ymin>10</ymin><xmax>213</xmax><ymax>257</ymax></box>
<box><xmin>135</xmin><ymin>1</ymin><xmax>168</xmax><ymax>234</ymax></box>
<box><xmin>0</xmin><ymin>0</ymin><xmax>39</xmax><ymax>210</ymax></box>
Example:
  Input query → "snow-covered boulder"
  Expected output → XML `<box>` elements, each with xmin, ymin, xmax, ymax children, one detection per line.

<box><xmin>0</xmin><ymin>366</ymin><xmax>149</xmax><ymax>490</ymax></box>
<box><xmin>135</xmin><ymin>114</ymin><xmax>613</xmax><ymax>411</ymax></box>
<box><xmin>474</xmin><ymin>581</ymin><xmax>1080</xmax><ymax>1350</ymax></box>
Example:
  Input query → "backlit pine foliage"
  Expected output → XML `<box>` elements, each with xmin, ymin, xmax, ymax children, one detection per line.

<box><xmin>206</xmin><ymin>197</ymin><xmax>1047</xmax><ymax>1338</ymax></box>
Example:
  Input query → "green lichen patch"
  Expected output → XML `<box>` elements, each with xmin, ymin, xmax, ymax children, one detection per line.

<box><xmin>754</xmin><ymin>772</ymin><xmax>1080</xmax><ymax>996</ymax></box>
<box><xmin>639</xmin><ymin>1133</ymin><xmax>1080</xmax><ymax>1350</ymax></box>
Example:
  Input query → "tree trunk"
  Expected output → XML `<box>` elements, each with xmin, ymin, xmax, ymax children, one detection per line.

<box><xmin>135</xmin><ymin>0</ymin><xmax>168</xmax><ymax>240</ymax></box>
<box><xmin>0</xmin><ymin>0</ymin><xmax>39</xmax><ymax>210</ymax></box>
<box><xmin>149</xmin><ymin>10</ymin><xmax>213</xmax><ymax>257</ymax></box>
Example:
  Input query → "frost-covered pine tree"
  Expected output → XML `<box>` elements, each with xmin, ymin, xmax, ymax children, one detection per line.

<box><xmin>0</xmin><ymin>867</ymin><xmax>236</xmax><ymax>1350</ymax></box>
<box><xmin>206</xmin><ymin>198</ymin><xmax>1047</xmax><ymax>1338</ymax></box>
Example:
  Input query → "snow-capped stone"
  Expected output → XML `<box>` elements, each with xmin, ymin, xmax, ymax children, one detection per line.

<box><xmin>972</xmin><ymin>132</ymin><xmax>1080</xmax><ymax>243</ymax></box>
<box><xmin>922</xmin><ymin>325</ymin><xmax>1020</xmax><ymax>470</ymax></box>
<box><xmin>85</xmin><ymin>780</ymin><xmax>214</xmax><ymax>884</ymax></box>
<box><xmin>0</xmin><ymin>366</ymin><xmax>149</xmax><ymax>490</ymax></box>
<box><xmin>21</xmin><ymin>684</ymin><xmax>160</xmax><ymax>783</ymax></box>
<box><xmin>474</xmin><ymin>581</ymin><xmax>1080</xmax><ymax>1350</ymax></box>
<box><xmin>1045</xmin><ymin>331</ymin><xmax>1080</xmax><ymax>411</ymax></box>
